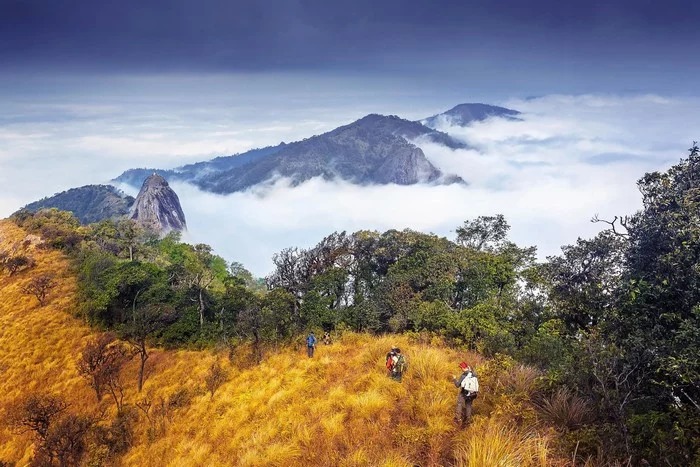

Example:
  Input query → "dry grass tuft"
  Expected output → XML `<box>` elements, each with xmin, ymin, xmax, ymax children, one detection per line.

<box><xmin>505</xmin><ymin>364</ymin><xmax>542</xmax><ymax>397</ymax></box>
<box><xmin>536</xmin><ymin>387</ymin><xmax>593</xmax><ymax>431</ymax></box>
<box><xmin>455</xmin><ymin>417</ymin><xmax>552</xmax><ymax>467</ymax></box>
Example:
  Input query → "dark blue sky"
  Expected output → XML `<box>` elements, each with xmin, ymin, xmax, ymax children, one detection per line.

<box><xmin>2</xmin><ymin>0</ymin><xmax>699</xmax><ymax>79</ymax></box>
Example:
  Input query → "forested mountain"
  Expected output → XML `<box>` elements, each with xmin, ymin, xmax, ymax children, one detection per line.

<box><xmin>113</xmin><ymin>113</ymin><xmax>468</xmax><ymax>193</ymax></box>
<box><xmin>195</xmin><ymin>114</ymin><xmax>466</xmax><ymax>193</ymax></box>
<box><xmin>21</xmin><ymin>184</ymin><xmax>134</xmax><ymax>224</ymax></box>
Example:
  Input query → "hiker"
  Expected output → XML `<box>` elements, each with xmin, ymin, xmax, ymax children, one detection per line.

<box><xmin>323</xmin><ymin>331</ymin><xmax>331</xmax><ymax>345</ymax></box>
<box><xmin>453</xmin><ymin>361</ymin><xmax>479</xmax><ymax>427</ymax></box>
<box><xmin>306</xmin><ymin>332</ymin><xmax>317</xmax><ymax>357</ymax></box>
<box><xmin>389</xmin><ymin>348</ymin><xmax>407</xmax><ymax>382</ymax></box>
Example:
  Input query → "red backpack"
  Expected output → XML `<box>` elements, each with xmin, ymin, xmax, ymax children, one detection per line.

<box><xmin>386</xmin><ymin>353</ymin><xmax>394</xmax><ymax>370</ymax></box>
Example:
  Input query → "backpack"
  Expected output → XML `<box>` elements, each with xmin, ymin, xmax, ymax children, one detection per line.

<box><xmin>394</xmin><ymin>354</ymin><xmax>407</xmax><ymax>374</ymax></box>
<box><xmin>386</xmin><ymin>353</ymin><xmax>394</xmax><ymax>370</ymax></box>
<box><xmin>460</xmin><ymin>371</ymin><xmax>479</xmax><ymax>394</ymax></box>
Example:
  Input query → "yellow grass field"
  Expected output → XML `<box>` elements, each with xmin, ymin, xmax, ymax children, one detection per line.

<box><xmin>0</xmin><ymin>220</ymin><xmax>563</xmax><ymax>466</ymax></box>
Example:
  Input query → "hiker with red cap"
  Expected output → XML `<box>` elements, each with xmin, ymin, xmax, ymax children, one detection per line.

<box><xmin>452</xmin><ymin>361</ymin><xmax>479</xmax><ymax>427</ymax></box>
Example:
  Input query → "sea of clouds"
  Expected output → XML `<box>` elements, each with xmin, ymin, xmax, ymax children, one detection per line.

<box><xmin>170</xmin><ymin>94</ymin><xmax>698</xmax><ymax>275</ymax></box>
<box><xmin>2</xmin><ymin>91</ymin><xmax>699</xmax><ymax>276</ymax></box>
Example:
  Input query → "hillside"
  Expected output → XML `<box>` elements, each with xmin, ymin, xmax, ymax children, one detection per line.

<box><xmin>21</xmin><ymin>185</ymin><xmax>134</xmax><ymax>225</ymax></box>
<box><xmin>0</xmin><ymin>220</ymin><xmax>564</xmax><ymax>466</ymax></box>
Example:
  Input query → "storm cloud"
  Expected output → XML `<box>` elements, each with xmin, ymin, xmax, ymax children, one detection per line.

<box><xmin>2</xmin><ymin>0</ymin><xmax>699</xmax><ymax>97</ymax></box>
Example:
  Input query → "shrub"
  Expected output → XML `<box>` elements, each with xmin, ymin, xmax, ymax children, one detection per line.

<box><xmin>536</xmin><ymin>387</ymin><xmax>593</xmax><ymax>431</ymax></box>
<box><xmin>204</xmin><ymin>361</ymin><xmax>229</xmax><ymax>399</ymax></box>
<box><xmin>89</xmin><ymin>407</ymin><xmax>137</xmax><ymax>461</ymax></box>
<box><xmin>6</xmin><ymin>393</ymin><xmax>68</xmax><ymax>441</ymax></box>
<box><xmin>503</xmin><ymin>364</ymin><xmax>542</xmax><ymax>399</ymax></box>
<box><xmin>21</xmin><ymin>273</ymin><xmax>55</xmax><ymax>306</ymax></box>
<box><xmin>77</xmin><ymin>333</ymin><xmax>130</xmax><ymax>411</ymax></box>
<box><xmin>2</xmin><ymin>254</ymin><xmax>33</xmax><ymax>276</ymax></box>
<box><xmin>37</xmin><ymin>413</ymin><xmax>94</xmax><ymax>467</ymax></box>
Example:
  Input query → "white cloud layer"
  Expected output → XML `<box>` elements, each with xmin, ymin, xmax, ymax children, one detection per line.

<box><xmin>2</xmin><ymin>92</ymin><xmax>699</xmax><ymax>276</ymax></box>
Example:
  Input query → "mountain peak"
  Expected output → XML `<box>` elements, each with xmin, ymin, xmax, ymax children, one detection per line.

<box><xmin>131</xmin><ymin>175</ymin><xmax>187</xmax><ymax>234</ymax></box>
<box><xmin>423</xmin><ymin>103</ymin><xmax>521</xmax><ymax>128</ymax></box>
<box><xmin>143</xmin><ymin>173</ymin><xmax>169</xmax><ymax>188</ymax></box>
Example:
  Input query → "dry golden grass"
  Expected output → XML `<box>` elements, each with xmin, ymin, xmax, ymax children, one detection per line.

<box><xmin>454</xmin><ymin>417</ymin><xmax>553</xmax><ymax>467</ymax></box>
<box><xmin>0</xmin><ymin>220</ymin><xmax>565</xmax><ymax>466</ymax></box>
<box><xmin>0</xmin><ymin>220</ymin><xmax>95</xmax><ymax>464</ymax></box>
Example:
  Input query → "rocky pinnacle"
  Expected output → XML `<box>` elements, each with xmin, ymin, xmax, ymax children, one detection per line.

<box><xmin>131</xmin><ymin>174</ymin><xmax>187</xmax><ymax>234</ymax></box>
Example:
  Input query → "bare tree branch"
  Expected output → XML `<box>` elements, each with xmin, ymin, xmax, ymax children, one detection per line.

<box><xmin>591</xmin><ymin>214</ymin><xmax>630</xmax><ymax>237</ymax></box>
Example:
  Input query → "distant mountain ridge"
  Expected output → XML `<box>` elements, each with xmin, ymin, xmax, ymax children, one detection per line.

<box><xmin>197</xmin><ymin>114</ymin><xmax>467</xmax><ymax>193</ymax></box>
<box><xmin>18</xmin><ymin>102</ymin><xmax>520</xmax><ymax>225</ymax></box>
<box><xmin>422</xmin><ymin>103</ymin><xmax>521</xmax><ymax>128</ymax></box>
<box><xmin>115</xmin><ymin>145</ymin><xmax>284</xmax><ymax>188</ymax></box>
<box><xmin>114</xmin><ymin>113</ymin><xmax>470</xmax><ymax>193</ymax></box>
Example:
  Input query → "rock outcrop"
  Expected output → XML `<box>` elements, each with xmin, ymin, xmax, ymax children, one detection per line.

<box><xmin>130</xmin><ymin>174</ymin><xmax>187</xmax><ymax>234</ymax></box>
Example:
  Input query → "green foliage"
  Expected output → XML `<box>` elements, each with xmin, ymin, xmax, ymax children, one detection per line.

<box><xmin>12</xmin><ymin>208</ymin><xmax>84</xmax><ymax>251</ymax></box>
<box><xmin>628</xmin><ymin>410</ymin><xmax>700</xmax><ymax>466</ymax></box>
<box><xmin>158</xmin><ymin>308</ymin><xmax>200</xmax><ymax>347</ymax></box>
<box><xmin>259</xmin><ymin>220</ymin><xmax>544</xmax><ymax>364</ymax></box>
<box><xmin>455</xmin><ymin>214</ymin><xmax>509</xmax><ymax>251</ymax></box>
<box><xmin>518</xmin><ymin>319</ymin><xmax>568</xmax><ymax>369</ymax></box>
<box><xmin>75</xmin><ymin>249</ymin><xmax>119</xmax><ymax>323</ymax></box>
<box><xmin>544</xmin><ymin>230</ymin><xmax>625</xmax><ymax>335</ymax></box>
<box><xmin>341</xmin><ymin>300</ymin><xmax>381</xmax><ymax>332</ymax></box>
<box><xmin>410</xmin><ymin>300</ymin><xmax>451</xmax><ymax>332</ymax></box>
<box><xmin>21</xmin><ymin>184</ymin><xmax>134</xmax><ymax>225</ymax></box>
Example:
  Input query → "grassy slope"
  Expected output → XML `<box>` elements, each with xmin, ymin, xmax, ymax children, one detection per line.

<box><xmin>0</xmin><ymin>220</ymin><xmax>561</xmax><ymax>466</ymax></box>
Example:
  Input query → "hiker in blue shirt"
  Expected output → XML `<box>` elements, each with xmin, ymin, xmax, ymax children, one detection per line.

<box><xmin>306</xmin><ymin>332</ymin><xmax>317</xmax><ymax>357</ymax></box>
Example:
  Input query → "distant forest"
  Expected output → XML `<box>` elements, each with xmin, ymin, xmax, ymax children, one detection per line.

<box><xmin>8</xmin><ymin>143</ymin><xmax>700</xmax><ymax>465</ymax></box>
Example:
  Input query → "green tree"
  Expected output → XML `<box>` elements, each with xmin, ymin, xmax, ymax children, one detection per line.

<box><xmin>545</xmin><ymin>231</ymin><xmax>626</xmax><ymax>335</ymax></box>
<box><xmin>455</xmin><ymin>214</ymin><xmax>509</xmax><ymax>251</ymax></box>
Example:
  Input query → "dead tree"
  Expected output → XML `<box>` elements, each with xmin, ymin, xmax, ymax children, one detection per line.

<box><xmin>591</xmin><ymin>214</ymin><xmax>630</xmax><ymax>237</ymax></box>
